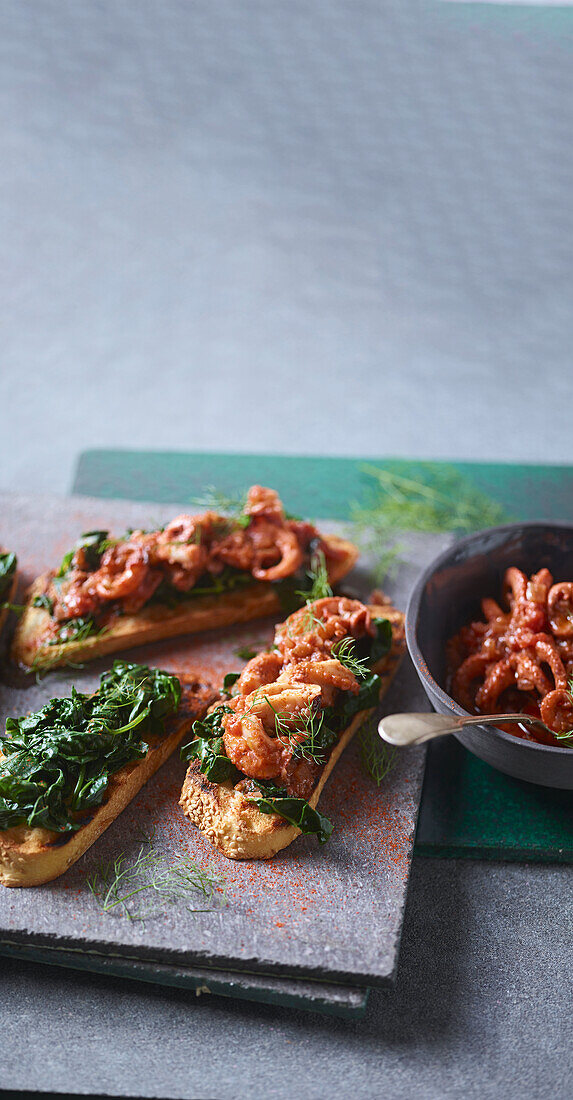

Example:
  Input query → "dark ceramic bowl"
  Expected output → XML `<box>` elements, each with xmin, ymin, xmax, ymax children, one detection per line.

<box><xmin>405</xmin><ymin>522</ymin><xmax>573</xmax><ymax>789</ymax></box>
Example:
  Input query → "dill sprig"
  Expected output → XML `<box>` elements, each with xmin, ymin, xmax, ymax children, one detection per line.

<box><xmin>331</xmin><ymin>636</ymin><xmax>369</xmax><ymax>680</ymax></box>
<box><xmin>296</xmin><ymin>549</ymin><xmax>333</xmax><ymax>603</ymax></box>
<box><xmin>351</xmin><ymin>463</ymin><xmax>510</xmax><ymax>581</ymax></box>
<box><xmin>552</xmin><ymin>679</ymin><xmax>573</xmax><ymax>746</ymax></box>
<box><xmin>272</xmin><ymin>705</ymin><xmax>332</xmax><ymax>765</ymax></box>
<box><xmin>191</xmin><ymin>486</ymin><xmax>249</xmax><ymax>521</ymax></box>
<box><xmin>87</xmin><ymin>833</ymin><xmax>227</xmax><ymax>921</ymax></box>
<box><xmin>359</xmin><ymin>717</ymin><xmax>397</xmax><ymax>786</ymax></box>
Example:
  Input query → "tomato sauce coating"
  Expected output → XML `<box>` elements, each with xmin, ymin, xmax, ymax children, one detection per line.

<box><xmin>447</xmin><ymin>568</ymin><xmax>573</xmax><ymax>744</ymax></box>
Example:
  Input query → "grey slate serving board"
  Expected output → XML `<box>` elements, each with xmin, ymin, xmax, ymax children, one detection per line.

<box><xmin>0</xmin><ymin>494</ymin><xmax>444</xmax><ymax>1000</ymax></box>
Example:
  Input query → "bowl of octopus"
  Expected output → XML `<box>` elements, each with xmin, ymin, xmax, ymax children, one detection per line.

<box><xmin>405</xmin><ymin>522</ymin><xmax>573</xmax><ymax>789</ymax></box>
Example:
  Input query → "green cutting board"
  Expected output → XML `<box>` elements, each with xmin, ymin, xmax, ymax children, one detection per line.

<box><xmin>73</xmin><ymin>450</ymin><xmax>573</xmax><ymax>863</ymax></box>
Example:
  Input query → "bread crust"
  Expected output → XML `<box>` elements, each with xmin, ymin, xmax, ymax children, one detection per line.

<box><xmin>179</xmin><ymin>605</ymin><xmax>405</xmax><ymax>860</ymax></box>
<box><xmin>12</xmin><ymin>535</ymin><xmax>358</xmax><ymax>670</ymax></box>
<box><xmin>0</xmin><ymin>679</ymin><xmax>217</xmax><ymax>888</ymax></box>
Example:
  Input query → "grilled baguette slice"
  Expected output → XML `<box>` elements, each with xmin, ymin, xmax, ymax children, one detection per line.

<box><xmin>180</xmin><ymin>603</ymin><xmax>405</xmax><ymax>860</ymax></box>
<box><xmin>0</xmin><ymin>678</ymin><xmax>216</xmax><ymax>888</ymax></box>
<box><xmin>12</xmin><ymin>534</ymin><xmax>358</xmax><ymax>671</ymax></box>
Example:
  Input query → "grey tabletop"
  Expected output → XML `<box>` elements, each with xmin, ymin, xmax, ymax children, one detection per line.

<box><xmin>1</xmin><ymin>2</ymin><xmax>573</xmax><ymax>1098</ymax></box>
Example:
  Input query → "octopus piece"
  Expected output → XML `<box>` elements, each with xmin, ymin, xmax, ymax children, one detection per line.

<box><xmin>222</xmin><ymin>682</ymin><xmax>321</xmax><ymax>781</ymax></box>
<box><xmin>509</xmin><ymin>651</ymin><xmax>552</xmax><ymax>696</ymax></box>
<box><xmin>505</xmin><ymin>567</ymin><xmax>551</xmax><ymax>634</ymax></box>
<box><xmin>502</xmin><ymin>567</ymin><xmax>528</xmax><ymax>612</ymax></box>
<box><xmin>276</xmin><ymin>596</ymin><xmax>375</xmax><ymax>663</ymax></box>
<box><xmin>283</xmin><ymin>597</ymin><xmax>375</xmax><ymax>639</ymax></box>
<box><xmin>91</xmin><ymin>542</ymin><xmax>154</xmax><ymax>603</ymax></box>
<box><xmin>210</xmin><ymin>530</ymin><xmax>256</xmax><ymax>573</ymax></box>
<box><xmin>539</xmin><ymin>689</ymin><xmax>573</xmax><ymax>735</ymax></box>
<box><xmin>474</xmin><ymin>659</ymin><xmax>516</xmax><ymax>714</ymax></box>
<box><xmin>237</xmin><ymin>652</ymin><xmax>283</xmax><ymax>696</ymax></box>
<box><xmin>448</xmin><ymin>565</ymin><xmax>573</xmax><ymax>739</ymax></box>
<box><xmin>249</xmin><ymin>522</ymin><xmax>303</xmax><ymax>581</ymax></box>
<box><xmin>451</xmin><ymin>652</ymin><xmax>495</xmax><ymax>712</ymax></box>
<box><xmin>244</xmin><ymin>485</ymin><xmax>285</xmax><ymax>522</ymax></box>
<box><xmin>481</xmin><ymin>597</ymin><xmax>506</xmax><ymax>622</ymax></box>
<box><xmin>548</xmin><ymin>582</ymin><xmax>573</xmax><ymax>638</ymax></box>
<box><xmin>534</xmin><ymin>637</ymin><xmax>568</xmax><ymax>691</ymax></box>
<box><xmin>153</xmin><ymin>514</ymin><xmax>214</xmax><ymax>590</ymax></box>
<box><xmin>280</xmin><ymin>658</ymin><xmax>359</xmax><ymax>707</ymax></box>
<box><xmin>53</xmin><ymin>572</ymin><xmax>101</xmax><ymax>621</ymax></box>
<box><xmin>234</xmin><ymin>753</ymin><xmax>318</xmax><ymax>802</ymax></box>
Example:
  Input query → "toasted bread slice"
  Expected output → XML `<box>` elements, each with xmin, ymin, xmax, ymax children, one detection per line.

<box><xmin>12</xmin><ymin>535</ymin><xmax>358</xmax><ymax>671</ymax></box>
<box><xmin>0</xmin><ymin>678</ymin><xmax>217</xmax><ymax>888</ymax></box>
<box><xmin>179</xmin><ymin>603</ymin><xmax>405</xmax><ymax>860</ymax></box>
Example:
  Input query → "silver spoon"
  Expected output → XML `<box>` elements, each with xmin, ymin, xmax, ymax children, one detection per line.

<box><xmin>378</xmin><ymin>711</ymin><xmax>557</xmax><ymax>747</ymax></box>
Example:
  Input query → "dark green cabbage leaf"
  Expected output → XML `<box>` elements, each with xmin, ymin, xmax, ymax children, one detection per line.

<box><xmin>0</xmin><ymin>552</ymin><xmax>17</xmax><ymax>603</ymax></box>
<box><xmin>0</xmin><ymin>660</ymin><xmax>181</xmax><ymax>833</ymax></box>
<box><xmin>247</xmin><ymin>780</ymin><xmax>333</xmax><ymax>844</ymax></box>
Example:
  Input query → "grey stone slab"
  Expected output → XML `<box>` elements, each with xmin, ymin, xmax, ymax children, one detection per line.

<box><xmin>0</xmin><ymin>940</ymin><xmax>369</xmax><ymax>1019</ymax></box>
<box><xmin>0</xmin><ymin>494</ymin><xmax>441</xmax><ymax>990</ymax></box>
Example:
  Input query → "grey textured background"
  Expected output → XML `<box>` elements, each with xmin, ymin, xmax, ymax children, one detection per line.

<box><xmin>1</xmin><ymin>0</ymin><xmax>573</xmax><ymax>494</ymax></box>
<box><xmin>2</xmin><ymin>1</ymin><xmax>573</xmax><ymax>1097</ymax></box>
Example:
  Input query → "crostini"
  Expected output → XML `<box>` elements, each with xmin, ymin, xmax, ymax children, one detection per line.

<box><xmin>12</xmin><ymin>486</ymin><xmax>358</xmax><ymax>670</ymax></box>
<box><xmin>179</xmin><ymin>595</ymin><xmax>405</xmax><ymax>859</ymax></box>
<box><xmin>0</xmin><ymin>661</ymin><xmax>216</xmax><ymax>887</ymax></box>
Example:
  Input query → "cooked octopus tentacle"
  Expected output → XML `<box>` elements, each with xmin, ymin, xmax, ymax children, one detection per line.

<box><xmin>548</xmin><ymin>582</ymin><xmax>573</xmax><ymax>638</ymax></box>
<box><xmin>222</xmin><ymin>682</ymin><xmax>321</xmax><ymax>781</ymax></box>
<box><xmin>448</xmin><ymin>565</ymin><xmax>573</xmax><ymax>742</ymax></box>
<box><xmin>475</xmin><ymin>660</ymin><xmax>516</xmax><ymax>713</ymax></box>
<box><xmin>93</xmin><ymin>543</ymin><xmax>152</xmax><ymax>602</ymax></box>
<box><xmin>237</xmin><ymin>652</ymin><xmax>283</xmax><ymax>696</ymax></box>
<box><xmin>539</xmin><ymin>689</ymin><xmax>573</xmax><ymax>734</ymax></box>
<box><xmin>251</xmin><ymin>525</ymin><xmax>303</xmax><ymax>581</ymax></box>
<box><xmin>451</xmin><ymin>652</ymin><xmax>493</xmax><ymax>712</ymax></box>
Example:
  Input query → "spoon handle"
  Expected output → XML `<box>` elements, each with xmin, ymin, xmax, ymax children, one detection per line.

<box><xmin>378</xmin><ymin>713</ymin><xmax>462</xmax><ymax>746</ymax></box>
<box><xmin>378</xmin><ymin>711</ymin><xmax>539</xmax><ymax>747</ymax></box>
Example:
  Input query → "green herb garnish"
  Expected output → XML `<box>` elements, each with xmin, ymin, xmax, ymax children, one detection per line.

<box><xmin>368</xmin><ymin>618</ymin><xmax>393</xmax><ymax>664</ymax></box>
<box><xmin>296</xmin><ymin>549</ymin><xmax>333</xmax><ymax>603</ymax></box>
<box><xmin>235</xmin><ymin>645</ymin><xmax>258</xmax><ymax>661</ymax></box>
<box><xmin>57</xmin><ymin>530</ymin><xmax>109</xmax><ymax>578</ymax></box>
<box><xmin>331</xmin><ymin>636</ymin><xmax>370</xmax><ymax>680</ymax></box>
<box><xmin>191</xmin><ymin>486</ymin><xmax>250</xmax><ymax>528</ymax></box>
<box><xmin>149</xmin><ymin>566</ymin><xmax>253</xmax><ymax>610</ymax></box>
<box><xmin>551</xmin><ymin>679</ymin><xmax>573</xmax><ymax>745</ymax></box>
<box><xmin>0</xmin><ymin>552</ymin><xmax>17</xmax><ymax>604</ymax></box>
<box><xmin>359</xmin><ymin>717</ymin><xmax>397</xmax><ymax>786</ymax></box>
<box><xmin>324</xmin><ymin>673</ymin><xmax>383</xmax><ymax>735</ymax></box>
<box><xmin>87</xmin><ymin>832</ymin><xmax>226</xmax><ymax>921</ymax></box>
<box><xmin>49</xmin><ymin>616</ymin><xmax>103</xmax><ymax>646</ymax></box>
<box><xmin>352</xmin><ymin>463</ymin><xmax>510</xmax><ymax>580</ymax></box>
<box><xmin>0</xmin><ymin>661</ymin><xmax>181</xmax><ymax>833</ymax></box>
<box><xmin>222</xmin><ymin>672</ymin><xmax>241</xmax><ymax>694</ymax></box>
<box><xmin>32</xmin><ymin>593</ymin><xmax>54</xmax><ymax>615</ymax></box>
<box><xmin>247</xmin><ymin>780</ymin><xmax>333</xmax><ymax>844</ymax></box>
<box><xmin>268</xmin><ymin>701</ymin><xmax>338</xmax><ymax>766</ymax></box>
<box><xmin>181</xmin><ymin>705</ymin><xmax>239</xmax><ymax>782</ymax></box>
